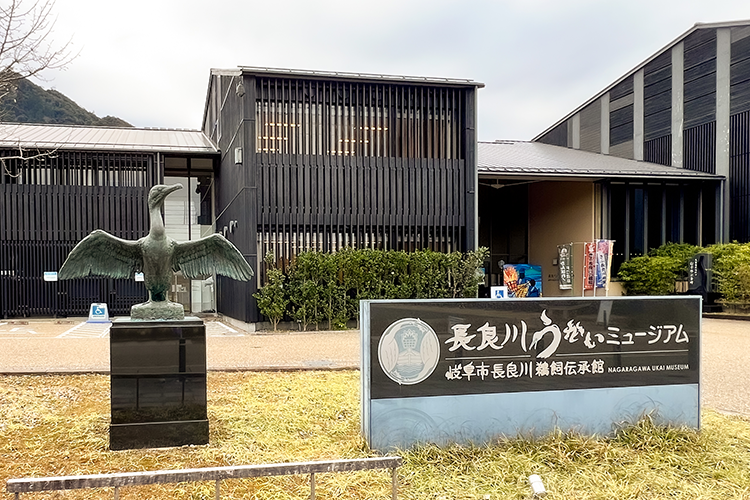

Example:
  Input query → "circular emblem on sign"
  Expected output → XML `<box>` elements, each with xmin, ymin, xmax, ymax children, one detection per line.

<box><xmin>378</xmin><ymin>318</ymin><xmax>440</xmax><ymax>385</ymax></box>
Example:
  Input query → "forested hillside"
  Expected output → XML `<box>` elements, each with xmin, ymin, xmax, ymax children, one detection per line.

<box><xmin>0</xmin><ymin>78</ymin><xmax>132</xmax><ymax>127</ymax></box>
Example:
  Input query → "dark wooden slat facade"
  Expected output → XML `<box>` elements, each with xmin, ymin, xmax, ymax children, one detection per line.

<box><xmin>610</xmin><ymin>75</ymin><xmax>634</xmax><ymax>150</ymax></box>
<box><xmin>533</xmin><ymin>25</ymin><xmax>750</xmax><ymax>254</ymax></box>
<box><xmin>644</xmin><ymin>51</ymin><xmax>672</xmax><ymax>148</ymax></box>
<box><xmin>537</xmin><ymin>121</ymin><xmax>567</xmax><ymax>147</ymax></box>
<box><xmin>683</xmin><ymin>122</ymin><xmax>717</xmax><ymax>174</ymax></box>
<box><xmin>205</xmin><ymin>72</ymin><xmax>479</xmax><ymax>323</ymax></box>
<box><xmin>731</xmin><ymin>29</ymin><xmax>750</xmax><ymax>115</ymax></box>
<box><xmin>605</xmin><ymin>179</ymin><xmax>714</xmax><ymax>271</ymax></box>
<box><xmin>1</xmin><ymin>152</ymin><xmax>156</xmax><ymax>318</ymax></box>
<box><xmin>644</xmin><ymin>135</ymin><xmax>672</xmax><ymax>166</ymax></box>
<box><xmin>730</xmin><ymin>109</ymin><xmax>750</xmax><ymax>241</ymax></box>
<box><xmin>684</xmin><ymin>29</ymin><xmax>717</xmax><ymax>130</ymax></box>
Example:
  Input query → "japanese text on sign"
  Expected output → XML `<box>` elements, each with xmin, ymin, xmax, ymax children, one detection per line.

<box><xmin>444</xmin><ymin>309</ymin><xmax>689</xmax><ymax>359</ymax></box>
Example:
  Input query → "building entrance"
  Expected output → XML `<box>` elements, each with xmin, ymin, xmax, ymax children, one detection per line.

<box><xmin>164</xmin><ymin>157</ymin><xmax>215</xmax><ymax>314</ymax></box>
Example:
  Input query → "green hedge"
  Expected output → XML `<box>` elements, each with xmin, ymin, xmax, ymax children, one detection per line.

<box><xmin>617</xmin><ymin>241</ymin><xmax>750</xmax><ymax>301</ymax></box>
<box><xmin>617</xmin><ymin>255</ymin><xmax>684</xmax><ymax>296</ymax></box>
<box><xmin>617</xmin><ymin>243</ymin><xmax>700</xmax><ymax>296</ymax></box>
<box><xmin>254</xmin><ymin>247</ymin><xmax>489</xmax><ymax>330</ymax></box>
<box><xmin>709</xmin><ymin>243</ymin><xmax>750</xmax><ymax>302</ymax></box>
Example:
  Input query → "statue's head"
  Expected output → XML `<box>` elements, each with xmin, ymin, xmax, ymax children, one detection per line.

<box><xmin>148</xmin><ymin>184</ymin><xmax>183</xmax><ymax>209</ymax></box>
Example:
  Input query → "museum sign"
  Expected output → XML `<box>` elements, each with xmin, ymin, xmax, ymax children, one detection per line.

<box><xmin>360</xmin><ymin>297</ymin><xmax>700</xmax><ymax>451</ymax></box>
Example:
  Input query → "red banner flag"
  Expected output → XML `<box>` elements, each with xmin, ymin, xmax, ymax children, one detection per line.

<box><xmin>583</xmin><ymin>242</ymin><xmax>596</xmax><ymax>291</ymax></box>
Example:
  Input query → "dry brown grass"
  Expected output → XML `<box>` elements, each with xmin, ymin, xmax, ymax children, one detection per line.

<box><xmin>2</xmin><ymin>372</ymin><xmax>750</xmax><ymax>499</ymax></box>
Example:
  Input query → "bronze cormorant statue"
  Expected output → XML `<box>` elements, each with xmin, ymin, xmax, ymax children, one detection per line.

<box><xmin>58</xmin><ymin>183</ymin><xmax>253</xmax><ymax>320</ymax></box>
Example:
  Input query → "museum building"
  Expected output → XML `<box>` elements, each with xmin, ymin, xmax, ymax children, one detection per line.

<box><xmin>3</xmin><ymin>19</ymin><xmax>745</xmax><ymax>323</ymax></box>
<box><xmin>535</xmin><ymin>20</ymin><xmax>750</xmax><ymax>260</ymax></box>
<box><xmin>1</xmin><ymin>67</ymin><xmax>481</xmax><ymax>321</ymax></box>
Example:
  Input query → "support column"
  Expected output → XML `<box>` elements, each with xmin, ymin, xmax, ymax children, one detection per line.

<box><xmin>624</xmin><ymin>184</ymin><xmax>631</xmax><ymax>261</ymax></box>
<box><xmin>643</xmin><ymin>188</ymin><xmax>649</xmax><ymax>251</ymax></box>
<box><xmin>661</xmin><ymin>187</ymin><xmax>667</xmax><ymax>245</ymax></box>
<box><xmin>571</xmin><ymin>113</ymin><xmax>581</xmax><ymax>149</ymax></box>
<box><xmin>464</xmin><ymin>87</ymin><xmax>478</xmax><ymax>251</ymax></box>
<box><xmin>671</xmin><ymin>42</ymin><xmax>684</xmax><ymax>168</ymax></box>
<box><xmin>716</xmin><ymin>27</ymin><xmax>731</xmax><ymax>242</ymax></box>
<box><xmin>634</xmin><ymin>69</ymin><xmax>644</xmax><ymax>161</ymax></box>
<box><xmin>601</xmin><ymin>93</ymin><xmax>610</xmax><ymax>155</ymax></box>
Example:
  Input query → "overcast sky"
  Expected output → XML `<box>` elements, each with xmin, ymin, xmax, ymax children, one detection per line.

<box><xmin>39</xmin><ymin>0</ymin><xmax>750</xmax><ymax>141</ymax></box>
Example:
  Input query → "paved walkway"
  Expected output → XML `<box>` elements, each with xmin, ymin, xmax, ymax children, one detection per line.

<box><xmin>0</xmin><ymin>318</ymin><xmax>359</xmax><ymax>373</ymax></box>
<box><xmin>0</xmin><ymin>316</ymin><xmax>748</xmax><ymax>416</ymax></box>
<box><xmin>699</xmin><ymin>317</ymin><xmax>750</xmax><ymax>416</ymax></box>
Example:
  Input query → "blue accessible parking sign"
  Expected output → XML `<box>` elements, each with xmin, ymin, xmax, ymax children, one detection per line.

<box><xmin>88</xmin><ymin>303</ymin><xmax>110</xmax><ymax>323</ymax></box>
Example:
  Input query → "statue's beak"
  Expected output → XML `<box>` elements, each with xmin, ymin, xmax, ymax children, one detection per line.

<box><xmin>149</xmin><ymin>183</ymin><xmax>184</xmax><ymax>209</ymax></box>
<box><xmin>159</xmin><ymin>184</ymin><xmax>183</xmax><ymax>203</ymax></box>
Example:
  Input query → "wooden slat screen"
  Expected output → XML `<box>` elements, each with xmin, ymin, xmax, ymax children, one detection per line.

<box><xmin>730</xmin><ymin>109</ymin><xmax>750</xmax><ymax>241</ymax></box>
<box><xmin>683</xmin><ymin>121</ymin><xmax>716</xmax><ymax>174</ymax></box>
<box><xmin>252</xmin><ymin>77</ymin><xmax>470</xmax><ymax>269</ymax></box>
<box><xmin>644</xmin><ymin>135</ymin><xmax>672</xmax><ymax>166</ymax></box>
<box><xmin>683</xmin><ymin>28</ymin><xmax>717</xmax><ymax>130</ymax></box>
<box><xmin>255</xmin><ymin>78</ymin><xmax>464</xmax><ymax>160</ymax></box>
<box><xmin>644</xmin><ymin>50</ymin><xmax>672</xmax><ymax>143</ymax></box>
<box><xmin>1</xmin><ymin>151</ymin><xmax>155</xmax><ymax>318</ymax></box>
<box><xmin>255</xmin><ymin>155</ymin><xmax>465</xmax><ymax>267</ymax></box>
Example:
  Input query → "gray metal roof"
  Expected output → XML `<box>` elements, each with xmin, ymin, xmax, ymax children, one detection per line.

<box><xmin>0</xmin><ymin>123</ymin><xmax>218</xmax><ymax>154</ymax></box>
<box><xmin>478</xmin><ymin>141</ymin><xmax>724</xmax><ymax>180</ymax></box>
<box><xmin>533</xmin><ymin>19</ymin><xmax>750</xmax><ymax>141</ymax></box>
<box><xmin>215</xmin><ymin>66</ymin><xmax>485</xmax><ymax>88</ymax></box>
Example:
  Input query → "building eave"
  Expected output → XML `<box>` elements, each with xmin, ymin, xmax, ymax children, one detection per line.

<box><xmin>478</xmin><ymin>140</ymin><xmax>725</xmax><ymax>182</ymax></box>
<box><xmin>0</xmin><ymin>123</ymin><xmax>219</xmax><ymax>155</ymax></box>
<box><xmin>235</xmin><ymin>65</ymin><xmax>485</xmax><ymax>88</ymax></box>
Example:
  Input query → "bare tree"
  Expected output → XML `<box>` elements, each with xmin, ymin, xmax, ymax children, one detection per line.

<box><xmin>0</xmin><ymin>0</ymin><xmax>73</xmax><ymax>179</ymax></box>
<box><xmin>0</xmin><ymin>0</ymin><xmax>74</xmax><ymax>97</ymax></box>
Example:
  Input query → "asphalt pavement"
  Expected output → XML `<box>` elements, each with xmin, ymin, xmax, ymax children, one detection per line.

<box><xmin>0</xmin><ymin>316</ymin><xmax>748</xmax><ymax>416</ymax></box>
<box><xmin>0</xmin><ymin>317</ymin><xmax>359</xmax><ymax>373</ymax></box>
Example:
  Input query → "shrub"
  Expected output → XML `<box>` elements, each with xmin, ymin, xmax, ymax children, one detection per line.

<box><xmin>404</xmin><ymin>249</ymin><xmax>451</xmax><ymax>299</ymax></box>
<box><xmin>707</xmin><ymin>242</ymin><xmax>750</xmax><ymax>302</ymax></box>
<box><xmin>617</xmin><ymin>241</ymin><xmax>750</xmax><ymax>301</ymax></box>
<box><xmin>252</xmin><ymin>252</ymin><xmax>289</xmax><ymax>331</ymax></box>
<box><xmin>617</xmin><ymin>255</ymin><xmax>683</xmax><ymax>296</ymax></box>
<box><xmin>255</xmin><ymin>247</ymin><xmax>489</xmax><ymax>330</ymax></box>
<box><xmin>735</xmin><ymin>265</ymin><xmax>750</xmax><ymax>302</ymax></box>
<box><xmin>648</xmin><ymin>242</ymin><xmax>702</xmax><ymax>269</ymax></box>
<box><xmin>451</xmin><ymin>247</ymin><xmax>490</xmax><ymax>298</ymax></box>
<box><xmin>287</xmin><ymin>252</ymin><xmax>326</xmax><ymax>330</ymax></box>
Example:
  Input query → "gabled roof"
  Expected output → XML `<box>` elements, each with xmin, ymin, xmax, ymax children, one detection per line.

<box><xmin>532</xmin><ymin>19</ymin><xmax>750</xmax><ymax>141</ymax></box>
<box><xmin>0</xmin><ymin>123</ymin><xmax>218</xmax><ymax>155</ymax></box>
<box><xmin>478</xmin><ymin>141</ymin><xmax>723</xmax><ymax>180</ymax></box>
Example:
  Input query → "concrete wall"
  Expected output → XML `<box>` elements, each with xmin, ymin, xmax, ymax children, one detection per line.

<box><xmin>528</xmin><ymin>181</ymin><xmax>613</xmax><ymax>297</ymax></box>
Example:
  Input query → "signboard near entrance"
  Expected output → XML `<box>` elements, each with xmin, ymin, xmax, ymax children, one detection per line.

<box><xmin>361</xmin><ymin>297</ymin><xmax>700</xmax><ymax>451</ymax></box>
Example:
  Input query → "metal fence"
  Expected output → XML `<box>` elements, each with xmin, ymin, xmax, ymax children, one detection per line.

<box><xmin>6</xmin><ymin>456</ymin><xmax>402</xmax><ymax>500</ymax></box>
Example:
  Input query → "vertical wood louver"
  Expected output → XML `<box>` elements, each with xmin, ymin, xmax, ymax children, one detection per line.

<box><xmin>730</xmin><ymin>110</ymin><xmax>750</xmax><ymax>241</ymax></box>
<box><xmin>207</xmin><ymin>70</ymin><xmax>479</xmax><ymax>323</ymax></box>
<box><xmin>252</xmin><ymin>76</ymin><xmax>471</xmax><ymax>278</ymax></box>
<box><xmin>1</xmin><ymin>151</ymin><xmax>157</xmax><ymax>317</ymax></box>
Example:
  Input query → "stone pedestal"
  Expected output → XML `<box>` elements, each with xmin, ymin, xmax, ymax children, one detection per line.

<box><xmin>109</xmin><ymin>317</ymin><xmax>208</xmax><ymax>450</ymax></box>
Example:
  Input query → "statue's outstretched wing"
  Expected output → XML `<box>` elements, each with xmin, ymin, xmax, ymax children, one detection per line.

<box><xmin>172</xmin><ymin>234</ymin><xmax>254</xmax><ymax>281</ymax></box>
<box><xmin>58</xmin><ymin>230</ymin><xmax>143</xmax><ymax>279</ymax></box>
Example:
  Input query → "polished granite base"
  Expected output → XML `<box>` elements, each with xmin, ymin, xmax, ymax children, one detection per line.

<box><xmin>109</xmin><ymin>317</ymin><xmax>208</xmax><ymax>450</ymax></box>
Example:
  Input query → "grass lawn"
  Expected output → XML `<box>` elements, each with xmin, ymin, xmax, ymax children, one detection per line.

<box><xmin>1</xmin><ymin>371</ymin><xmax>750</xmax><ymax>499</ymax></box>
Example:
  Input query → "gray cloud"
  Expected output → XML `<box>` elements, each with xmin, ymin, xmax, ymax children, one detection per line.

<box><xmin>44</xmin><ymin>0</ymin><xmax>750</xmax><ymax>139</ymax></box>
